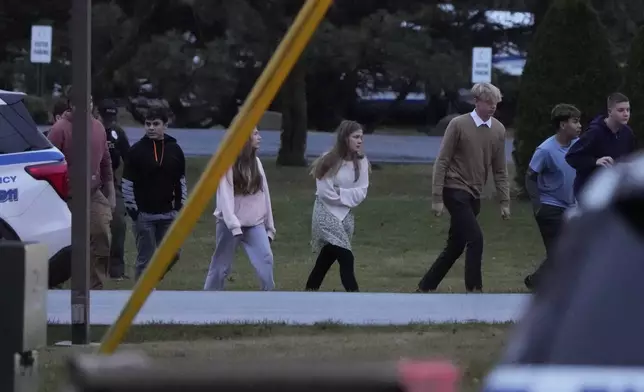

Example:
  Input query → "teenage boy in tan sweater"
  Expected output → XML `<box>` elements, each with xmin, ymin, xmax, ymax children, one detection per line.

<box><xmin>418</xmin><ymin>82</ymin><xmax>510</xmax><ymax>293</ymax></box>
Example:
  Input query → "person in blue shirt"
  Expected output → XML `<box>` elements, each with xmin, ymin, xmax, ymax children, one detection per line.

<box><xmin>565</xmin><ymin>93</ymin><xmax>636</xmax><ymax>199</ymax></box>
<box><xmin>524</xmin><ymin>104</ymin><xmax>581</xmax><ymax>290</ymax></box>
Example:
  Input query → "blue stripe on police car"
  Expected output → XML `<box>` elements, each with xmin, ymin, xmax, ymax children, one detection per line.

<box><xmin>0</xmin><ymin>149</ymin><xmax>64</xmax><ymax>166</ymax></box>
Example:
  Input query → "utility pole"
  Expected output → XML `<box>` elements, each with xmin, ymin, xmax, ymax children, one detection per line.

<box><xmin>71</xmin><ymin>0</ymin><xmax>92</xmax><ymax>345</ymax></box>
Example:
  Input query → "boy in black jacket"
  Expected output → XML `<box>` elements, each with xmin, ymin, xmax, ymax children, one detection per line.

<box><xmin>565</xmin><ymin>93</ymin><xmax>637</xmax><ymax>200</ymax></box>
<box><xmin>122</xmin><ymin>108</ymin><xmax>187</xmax><ymax>280</ymax></box>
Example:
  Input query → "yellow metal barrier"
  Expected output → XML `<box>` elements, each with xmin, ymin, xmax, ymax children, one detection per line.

<box><xmin>98</xmin><ymin>0</ymin><xmax>334</xmax><ymax>354</ymax></box>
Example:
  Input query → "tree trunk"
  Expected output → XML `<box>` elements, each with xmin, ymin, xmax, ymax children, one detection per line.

<box><xmin>277</xmin><ymin>62</ymin><xmax>308</xmax><ymax>167</ymax></box>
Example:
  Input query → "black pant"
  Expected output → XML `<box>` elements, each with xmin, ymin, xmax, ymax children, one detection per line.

<box><xmin>419</xmin><ymin>188</ymin><xmax>483</xmax><ymax>292</ymax></box>
<box><xmin>305</xmin><ymin>244</ymin><xmax>359</xmax><ymax>292</ymax></box>
<box><xmin>526</xmin><ymin>204</ymin><xmax>565</xmax><ymax>289</ymax></box>
<box><xmin>109</xmin><ymin>194</ymin><xmax>127</xmax><ymax>277</ymax></box>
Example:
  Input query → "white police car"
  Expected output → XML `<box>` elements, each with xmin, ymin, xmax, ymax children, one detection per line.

<box><xmin>0</xmin><ymin>90</ymin><xmax>71</xmax><ymax>288</ymax></box>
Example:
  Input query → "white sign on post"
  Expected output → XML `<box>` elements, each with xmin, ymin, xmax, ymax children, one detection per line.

<box><xmin>471</xmin><ymin>47</ymin><xmax>493</xmax><ymax>84</ymax></box>
<box><xmin>30</xmin><ymin>25</ymin><xmax>53</xmax><ymax>64</ymax></box>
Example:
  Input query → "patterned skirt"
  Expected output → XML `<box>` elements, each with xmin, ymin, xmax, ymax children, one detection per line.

<box><xmin>311</xmin><ymin>197</ymin><xmax>355</xmax><ymax>253</ymax></box>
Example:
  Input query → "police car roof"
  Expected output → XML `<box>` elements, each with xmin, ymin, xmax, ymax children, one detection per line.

<box><xmin>0</xmin><ymin>90</ymin><xmax>27</xmax><ymax>106</ymax></box>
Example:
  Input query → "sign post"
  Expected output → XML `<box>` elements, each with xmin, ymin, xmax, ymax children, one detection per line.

<box><xmin>70</xmin><ymin>0</ymin><xmax>92</xmax><ymax>345</ymax></box>
<box><xmin>30</xmin><ymin>25</ymin><xmax>53</xmax><ymax>97</ymax></box>
<box><xmin>471</xmin><ymin>47</ymin><xmax>493</xmax><ymax>84</ymax></box>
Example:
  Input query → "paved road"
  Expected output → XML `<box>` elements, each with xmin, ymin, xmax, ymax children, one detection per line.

<box><xmin>39</xmin><ymin>126</ymin><xmax>515</xmax><ymax>163</ymax></box>
<box><xmin>47</xmin><ymin>290</ymin><xmax>529</xmax><ymax>325</ymax></box>
<box><xmin>121</xmin><ymin>127</ymin><xmax>515</xmax><ymax>164</ymax></box>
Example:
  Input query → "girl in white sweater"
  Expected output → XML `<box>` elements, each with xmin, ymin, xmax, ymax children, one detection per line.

<box><xmin>305</xmin><ymin>120</ymin><xmax>370</xmax><ymax>292</ymax></box>
<box><xmin>204</xmin><ymin>128</ymin><xmax>276</xmax><ymax>291</ymax></box>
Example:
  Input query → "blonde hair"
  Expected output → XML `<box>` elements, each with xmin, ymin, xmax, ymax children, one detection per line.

<box><xmin>232</xmin><ymin>132</ymin><xmax>263</xmax><ymax>195</ymax></box>
<box><xmin>310</xmin><ymin>120</ymin><xmax>364</xmax><ymax>182</ymax></box>
<box><xmin>471</xmin><ymin>83</ymin><xmax>502</xmax><ymax>104</ymax></box>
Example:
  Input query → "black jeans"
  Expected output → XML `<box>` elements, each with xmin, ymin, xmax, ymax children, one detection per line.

<box><xmin>109</xmin><ymin>193</ymin><xmax>127</xmax><ymax>277</ymax></box>
<box><xmin>419</xmin><ymin>188</ymin><xmax>483</xmax><ymax>292</ymax></box>
<box><xmin>526</xmin><ymin>204</ymin><xmax>565</xmax><ymax>288</ymax></box>
<box><xmin>305</xmin><ymin>244</ymin><xmax>359</xmax><ymax>292</ymax></box>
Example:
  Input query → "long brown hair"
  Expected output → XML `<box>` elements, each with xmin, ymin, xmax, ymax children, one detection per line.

<box><xmin>310</xmin><ymin>120</ymin><xmax>364</xmax><ymax>182</ymax></box>
<box><xmin>232</xmin><ymin>138</ymin><xmax>263</xmax><ymax>195</ymax></box>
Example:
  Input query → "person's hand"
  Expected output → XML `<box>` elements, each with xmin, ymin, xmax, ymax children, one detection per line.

<box><xmin>107</xmin><ymin>194</ymin><xmax>116</xmax><ymax>211</ymax></box>
<box><xmin>431</xmin><ymin>202</ymin><xmax>444</xmax><ymax>217</ymax></box>
<box><xmin>501</xmin><ymin>205</ymin><xmax>511</xmax><ymax>220</ymax></box>
<box><xmin>596</xmin><ymin>156</ymin><xmax>614</xmax><ymax>167</ymax></box>
<box><xmin>103</xmin><ymin>183</ymin><xmax>116</xmax><ymax>210</ymax></box>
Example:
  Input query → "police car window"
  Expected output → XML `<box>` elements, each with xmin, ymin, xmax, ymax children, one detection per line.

<box><xmin>0</xmin><ymin>100</ymin><xmax>51</xmax><ymax>154</ymax></box>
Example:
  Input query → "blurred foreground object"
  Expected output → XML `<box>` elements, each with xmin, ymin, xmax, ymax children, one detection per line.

<box><xmin>0</xmin><ymin>242</ymin><xmax>48</xmax><ymax>392</ymax></box>
<box><xmin>66</xmin><ymin>353</ymin><xmax>459</xmax><ymax>392</ymax></box>
<box><xmin>484</xmin><ymin>152</ymin><xmax>644</xmax><ymax>390</ymax></box>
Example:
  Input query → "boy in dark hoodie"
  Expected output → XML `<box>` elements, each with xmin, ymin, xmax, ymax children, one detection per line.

<box><xmin>565</xmin><ymin>93</ymin><xmax>636</xmax><ymax>200</ymax></box>
<box><xmin>122</xmin><ymin>108</ymin><xmax>187</xmax><ymax>280</ymax></box>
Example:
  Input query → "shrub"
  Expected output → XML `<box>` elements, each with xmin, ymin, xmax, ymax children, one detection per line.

<box><xmin>623</xmin><ymin>25</ymin><xmax>644</xmax><ymax>145</ymax></box>
<box><xmin>512</xmin><ymin>0</ymin><xmax>621</xmax><ymax>193</ymax></box>
<box><xmin>24</xmin><ymin>95</ymin><xmax>49</xmax><ymax>125</ymax></box>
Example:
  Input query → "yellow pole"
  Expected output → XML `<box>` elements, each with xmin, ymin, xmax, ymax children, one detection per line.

<box><xmin>98</xmin><ymin>0</ymin><xmax>334</xmax><ymax>354</ymax></box>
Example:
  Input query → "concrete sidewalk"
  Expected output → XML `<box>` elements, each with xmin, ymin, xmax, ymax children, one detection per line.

<box><xmin>47</xmin><ymin>290</ymin><xmax>530</xmax><ymax>326</ymax></box>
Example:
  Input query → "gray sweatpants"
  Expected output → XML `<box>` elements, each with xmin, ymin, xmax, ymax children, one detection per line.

<box><xmin>204</xmin><ymin>219</ymin><xmax>275</xmax><ymax>291</ymax></box>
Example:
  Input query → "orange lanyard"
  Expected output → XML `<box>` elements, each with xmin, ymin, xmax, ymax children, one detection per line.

<box><xmin>153</xmin><ymin>140</ymin><xmax>165</xmax><ymax>166</ymax></box>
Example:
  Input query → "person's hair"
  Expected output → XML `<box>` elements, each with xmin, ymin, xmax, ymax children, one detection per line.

<box><xmin>551</xmin><ymin>103</ymin><xmax>581</xmax><ymax>129</ymax></box>
<box><xmin>145</xmin><ymin>107</ymin><xmax>168</xmax><ymax>123</ymax></box>
<box><xmin>232</xmin><ymin>133</ymin><xmax>263</xmax><ymax>195</ymax></box>
<box><xmin>51</xmin><ymin>98</ymin><xmax>69</xmax><ymax>119</ymax></box>
<box><xmin>310</xmin><ymin>120</ymin><xmax>364</xmax><ymax>182</ymax></box>
<box><xmin>607</xmin><ymin>92</ymin><xmax>629</xmax><ymax>109</ymax></box>
<box><xmin>471</xmin><ymin>83</ymin><xmax>502</xmax><ymax>104</ymax></box>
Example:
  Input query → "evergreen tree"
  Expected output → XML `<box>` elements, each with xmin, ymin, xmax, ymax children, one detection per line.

<box><xmin>624</xmin><ymin>25</ymin><xmax>644</xmax><ymax>145</ymax></box>
<box><xmin>512</xmin><ymin>0</ymin><xmax>621</xmax><ymax>192</ymax></box>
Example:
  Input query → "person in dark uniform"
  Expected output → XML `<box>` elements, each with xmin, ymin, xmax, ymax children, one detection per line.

<box><xmin>97</xmin><ymin>99</ymin><xmax>131</xmax><ymax>280</ymax></box>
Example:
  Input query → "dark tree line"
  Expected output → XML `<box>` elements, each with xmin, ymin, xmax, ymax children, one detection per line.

<box><xmin>513</xmin><ymin>0</ymin><xmax>644</xmax><ymax>194</ymax></box>
<box><xmin>1</xmin><ymin>0</ymin><xmax>642</xmax><ymax>166</ymax></box>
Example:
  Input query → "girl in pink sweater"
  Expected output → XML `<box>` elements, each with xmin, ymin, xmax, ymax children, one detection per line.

<box><xmin>204</xmin><ymin>128</ymin><xmax>276</xmax><ymax>291</ymax></box>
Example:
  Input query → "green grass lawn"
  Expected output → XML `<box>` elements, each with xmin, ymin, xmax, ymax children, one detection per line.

<box><xmin>41</xmin><ymin>323</ymin><xmax>511</xmax><ymax>392</ymax></box>
<box><xmin>45</xmin><ymin>159</ymin><xmax>532</xmax><ymax>391</ymax></box>
<box><xmin>97</xmin><ymin>158</ymin><xmax>542</xmax><ymax>293</ymax></box>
